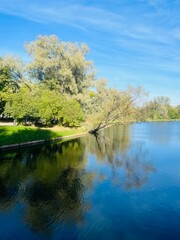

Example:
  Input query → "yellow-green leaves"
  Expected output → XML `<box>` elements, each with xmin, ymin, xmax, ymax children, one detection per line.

<box><xmin>25</xmin><ymin>35</ymin><xmax>94</xmax><ymax>95</ymax></box>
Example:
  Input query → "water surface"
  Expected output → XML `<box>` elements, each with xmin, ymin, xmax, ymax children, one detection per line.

<box><xmin>0</xmin><ymin>122</ymin><xmax>180</xmax><ymax>239</ymax></box>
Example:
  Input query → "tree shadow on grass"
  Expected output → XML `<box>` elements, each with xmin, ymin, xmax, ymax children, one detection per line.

<box><xmin>0</xmin><ymin>127</ymin><xmax>63</xmax><ymax>146</ymax></box>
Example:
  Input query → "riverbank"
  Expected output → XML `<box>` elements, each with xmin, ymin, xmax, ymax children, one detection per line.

<box><xmin>145</xmin><ymin>119</ymin><xmax>180</xmax><ymax>122</ymax></box>
<box><xmin>0</xmin><ymin>125</ymin><xmax>87</xmax><ymax>149</ymax></box>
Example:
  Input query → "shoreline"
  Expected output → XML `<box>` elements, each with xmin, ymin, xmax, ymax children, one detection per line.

<box><xmin>1</xmin><ymin>120</ymin><xmax>180</xmax><ymax>150</ymax></box>
<box><xmin>0</xmin><ymin>131</ymin><xmax>88</xmax><ymax>151</ymax></box>
<box><xmin>145</xmin><ymin>119</ymin><xmax>180</xmax><ymax>122</ymax></box>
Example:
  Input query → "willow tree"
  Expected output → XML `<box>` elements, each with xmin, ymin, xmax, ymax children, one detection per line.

<box><xmin>25</xmin><ymin>35</ymin><xmax>94</xmax><ymax>95</ymax></box>
<box><xmin>87</xmin><ymin>81</ymin><xmax>145</xmax><ymax>134</ymax></box>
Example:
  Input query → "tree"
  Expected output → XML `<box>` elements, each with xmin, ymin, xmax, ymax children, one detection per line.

<box><xmin>0</xmin><ymin>56</ymin><xmax>23</xmax><ymax>116</ymax></box>
<box><xmin>34</xmin><ymin>88</ymin><xmax>84</xmax><ymax>126</ymax></box>
<box><xmin>168</xmin><ymin>107</ymin><xmax>178</xmax><ymax>119</ymax></box>
<box><xmin>0</xmin><ymin>35</ymin><xmax>155</xmax><ymax>130</ymax></box>
<box><xmin>4</xmin><ymin>85</ymin><xmax>84</xmax><ymax>126</ymax></box>
<box><xmin>143</xmin><ymin>96</ymin><xmax>171</xmax><ymax>120</ymax></box>
<box><xmin>175</xmin><ymin>105</ymin><xmax>180</xmax><ymax>119</ymax></box>
<box><xmin>25</xmin><ymin>35</ymin><xmax>94</xmax><ymax>95</ymax></box>
<box><xmin>86</xmin><ymin>81</ymin><xmax>145</xmax><ymax>134</ymax></box>
<box><xmin>60</xmin><ymin>99</ymin><xmax>84</xmax><ymax>127</ymax></box>
<box><xmin>4</xmin><ymin>86</ymin><xmax>38</xmax><ymax>123</ymax></box>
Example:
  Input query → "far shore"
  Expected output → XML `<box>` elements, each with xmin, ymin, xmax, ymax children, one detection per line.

<box><xmin>145</xmin><ymin>119</ymin><xmax>180</xmax><ymax>122</ymax></box>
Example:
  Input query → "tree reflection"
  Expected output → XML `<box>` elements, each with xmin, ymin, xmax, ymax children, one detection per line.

<box><xmin>117</xmin><ymin>142</ymin><xmax>155</xmax><ymax>189</ymax></box>
<box><xmin>0</xmin><ymin>140</ymin><xmax>93</xmax><ymax>236</ymax></box>
<box><xmin>24</xmin><ymin>167</ymin><xmax>92</xmax><ymax>235</ymax></box>
<box><xmin>85</xmin><ymin>124</ymin><xmax>155</xmax><ymax>189</ymax></box>
<box><xmin>0</xmin><ymin>125</ymin><xmax>155</xmax><ymax>238</ymax></box>
<box><xmin>84</xmin><ymin>125</ymin><xmax>130</xmax><ymax>162</ymax></box>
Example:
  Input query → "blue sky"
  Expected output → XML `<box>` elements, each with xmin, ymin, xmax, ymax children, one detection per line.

<box><xmin>0</xmin><ymin>0</ymin><xmax>180</xmax><ymax>104</ymax></box>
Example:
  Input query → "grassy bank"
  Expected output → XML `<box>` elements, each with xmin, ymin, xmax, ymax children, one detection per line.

<box><xmin>0</xmin><ymin>126</ymin><xmax>85</xmax><ymax>146</ymax></box>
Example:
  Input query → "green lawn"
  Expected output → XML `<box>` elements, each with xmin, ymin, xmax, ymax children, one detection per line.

<box><xmin>0</xmin><ymin>126</ymin><xmax>85</xmax><ymax>146</ymax></box>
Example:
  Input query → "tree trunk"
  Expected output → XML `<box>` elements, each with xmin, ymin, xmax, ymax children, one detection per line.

<box><xmin>88</xmin><ymin>123</ymin><xmax>108</xmax><ymax>135</ymax></box>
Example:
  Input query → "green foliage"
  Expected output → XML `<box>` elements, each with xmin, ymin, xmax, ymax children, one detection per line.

<box><xmin>1</xmin><ymin>34</ymin><xmax>179</xmax><ymax>136</ymax></box>
<box><xmin>85</xmin><ymin>81</ymin><xmax>145</xmax><ymax>132</ymax></box>
<box><xmin>0</xmin><ymin>65</ymin><xmax>12</xmax><ymax>91</ymax></box>
<box><xmin>60</xmin><ymin>99</ymin><xmax>84</xmax><ymax>127</ymax></box>
<box><xmin>25</xmin><ymin>35</ymin><xmax>94</xmax><ymax>95</ymax></box>
<box><xmin>4</xmin><ymin>87</ymin><xmax>38</xmax><ymax>122</ymax></box>
<box><xmin>0</xmin><ymin>56</ymin><xmax>23</xmax><ymax>115</ymax></box>
<box><xmin>4</xmin><ymin>85</ymin><xmax>84</xmax><ymax>127</ymax></box>
<box><xmin>138</xmin><ymin>96</ymin><xmax>180</xmax><ymax>121</ymax></box>
<box><xmin>34</xmin><ymin>88</ymin><xmax>63</xmax><ymax>124</ymax></box>
<box><xmin>168</xmin><ymin>107</ymin><xmax>178</xmax><ymax>119</ymax></box>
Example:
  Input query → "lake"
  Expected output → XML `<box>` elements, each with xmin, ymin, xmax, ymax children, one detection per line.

<box><xmin>0</xmin><ymin>122</ymin><xmax>180</xmax><ymax>240</ymax></box>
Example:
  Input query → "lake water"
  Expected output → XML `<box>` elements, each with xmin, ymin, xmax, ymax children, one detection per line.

<box><xmin>0</xmin><ymin>122</ymin><xmax>180</xmax><ymax>240</ymax></box>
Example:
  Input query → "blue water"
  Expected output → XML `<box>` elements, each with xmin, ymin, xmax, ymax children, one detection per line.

<box><xmin>0</xmin><ymin>122</ymin><xmax>180</xmax><ymax>239</ymax></box>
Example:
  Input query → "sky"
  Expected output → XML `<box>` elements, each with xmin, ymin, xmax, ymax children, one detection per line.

<box><xmin>0</xmin><ymin>0</ymin><xmax>180</xmax><ymax>104</ymax></box>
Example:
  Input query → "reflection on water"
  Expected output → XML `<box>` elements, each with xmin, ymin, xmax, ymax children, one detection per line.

<box><xmin>86</xmin><ymin>126</ymin><xmax>154</xmax><ymax>189</ymax></box>
<box><xmin>0</xmin><ymin>140</ymin><xmax>93</xmax><ymax>237</ymax></box>
<box><xmin>0</xmin><ymin>122</ymin><xmax>180</xmax><ymax>239</ymax></box>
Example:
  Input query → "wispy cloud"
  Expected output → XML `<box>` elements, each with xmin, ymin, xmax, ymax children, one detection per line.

<box><xmin>0</xmin><ymin>0</ymin><xmax>179</xmax><ymax>43</ymax></box>
<box><xmin>0</xmin><ymin>0</ymin><xmax>180</xmax><ymax>102</ymax></box>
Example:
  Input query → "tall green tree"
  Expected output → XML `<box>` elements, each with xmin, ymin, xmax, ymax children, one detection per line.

<box><xmin>0</xmin><ymin>56</ymin><xmax>23</xmax><ymax>115</ymax></box>
<box><xmin>25</xmin><ymin>35</ymin><xmax>94</xmax><ymax>95</ymax></box>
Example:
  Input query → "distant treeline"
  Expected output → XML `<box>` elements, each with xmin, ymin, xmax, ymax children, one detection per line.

<box><xmin>137</xmin><ymin>96</ymin><xmax>180</xmax><ymax>121</ymax></box>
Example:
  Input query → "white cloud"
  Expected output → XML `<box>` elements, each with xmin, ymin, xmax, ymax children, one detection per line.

<box><xmin>0</xmin><ymin>0</ymin><xmax>178</xmax><ymax>46</ymax></box>
<box><xmin>0</xmin><ymin>0</ymin><xmax>180</xmax><ymax>102</ymax></box>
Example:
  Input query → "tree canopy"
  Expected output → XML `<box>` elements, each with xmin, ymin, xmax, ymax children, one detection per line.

<box><xmin>0</xmin><ymin>35</ymin><xmax>179</xmax><ymax>130</ymax></box>
<box><xmin>25</xmin><ymin>35</ymin><xmax>94</xmax><ymax>95</ymax></box>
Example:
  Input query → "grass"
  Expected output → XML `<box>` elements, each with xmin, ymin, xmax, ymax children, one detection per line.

<box><xmin>0</xmin><ymin>125</ymin><xmax>86</xmax><ymax>146</ymax></box>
